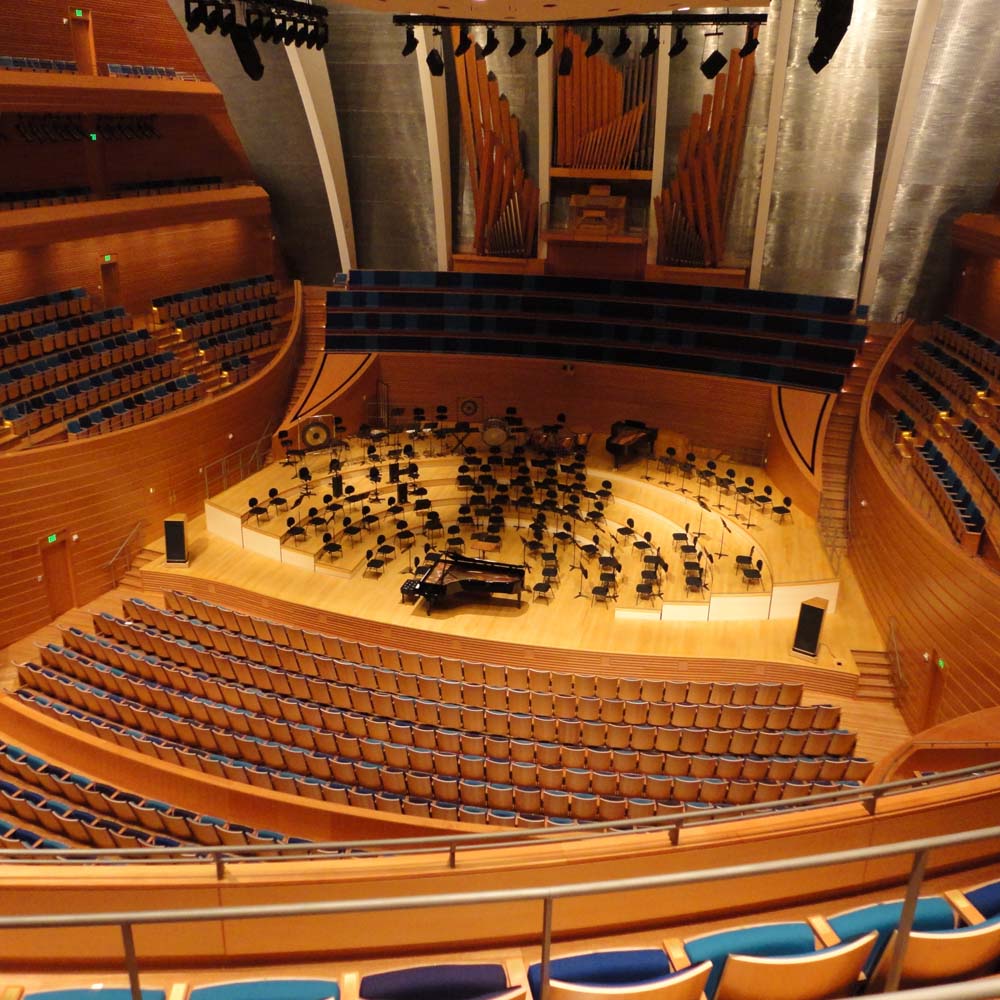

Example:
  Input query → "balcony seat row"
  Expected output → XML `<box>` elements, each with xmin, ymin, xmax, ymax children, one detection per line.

<box><xmin>2</xmin><ymin>351</ymin><xmax>178</xmax><ymax>436</ymax></box>
<box><xmin>0</xmin><ymin>185</ymin><xmax>91</xmax><ymax>211</ymax></box>
<box><xmin>101</xmin><ymin>612</ymin><xmax>836</xmax><ymax>738</ymax></box>
<box><xmin>0</xmin><ymin>56</ymin><xmax>76</xmax><ymax>73</ymax></box>
<box><xmin>916</xmin><ymin>440</ymin><xmax>986</xmax><ymax>541</ymax></box>
<box><xmin>158</xmin><ymin>592</ymin><xmax>805</xmax><ymax>705</ymax></box>
<box><xmin>176</xmin><ymin>295</ymin><xmax>278</xmax><ymax>339</ymax></box>
<box><xmin>915</xmin><ymin>339</ymin><xmax>992</xmax><ymax>405</ymax></box>
<box><xmin>0</xmin><ymin>286</ymin><xmax>90</xmax><ymax>334</ymax></box>
<box><xmin>954</xmin><ymin>418</ymin><xmax>1000</xmax><ymax>508</ymax></box>
<box><xmin>197</xmin><ymin>320</ymin><xmax>274</xmax><ymax>363</ymax></box>
<box><xmin>1</xmin><ymin>306</ymin><xmax>134</xmax><ymax>370</ymax></box>
<box><xmin>898</xmin><ymin>367</ymin><xmax>953</xmax><ymax>423</ymax></box>
<box><xmin>935</xmin><ymin>315</ymin><xmax>1000</xmax><ymax>380</ymax></box>
<box><xmin>114</xmin><ymin>175</ymin><xmax>224</xmax><ymax>197</ymax></box>
<box><xmin>152</xmin><ymin>274</ymin><xmax>277</xmax><ymax>323</ymax></box>
<box><xmin>67</xmin><ymin>373</ymin><xmax>200</xmax><ymax>437</ymax></box>
<box><xmin>0</xmin><ymin>739</ymin><xmax>302</xmax><ymax>849</ymax></box>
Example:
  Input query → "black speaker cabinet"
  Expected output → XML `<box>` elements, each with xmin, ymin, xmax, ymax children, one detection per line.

<box><xmin>397</xmin><ymin>482</ymin><xmax>408</xmax><ymax>505</ymax></box>
<box><xmin>388</xmin><ymin>462</ymin><xmax>400</xmax><ymax>484</ymax></box>
<box><xmin>331</xmin><ymin>474</ymin><xmax>343</xmax><ymax>498</ymax></box>
<box><xmin>164</xmin><ymin>513</ymin><xmax>188</xmax><ymax>566</ymax></box>
<box><xmin>792</xmin><ymin>598</ymin><xmax>828</xmax><ymax>657</ymax></box>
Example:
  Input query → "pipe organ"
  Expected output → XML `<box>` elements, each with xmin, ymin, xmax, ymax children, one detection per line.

<box><xmin>654</xmin><ymin>46</ymin><xmax>756</xmax><ymax>268</ymax></box>
<box><xmin>453</xmin><ymin>30</ymin><xmax>539</xmax><ymax>258</ymax></box>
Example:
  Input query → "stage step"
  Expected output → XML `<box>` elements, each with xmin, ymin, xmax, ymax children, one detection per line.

<box><xmin>853</xmin><ymin>649</ymin><xmax>897</xmax><ymax>702</ymax></box>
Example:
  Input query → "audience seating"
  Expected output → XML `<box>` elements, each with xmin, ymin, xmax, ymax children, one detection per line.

<box><xmin>915</xmin><ymin>340</ymin><xmax>991</xmax><ymax>406</ymax></box>
<box><xmin>152</xmin><ymin>275</ymin><xmax>277</xmax><ymax>323</ymax></box>
<box><xmin>359</xmin><ymin>965</ymin><xmax>520</xmax><ymax>1000</ymax></box>
<box><xmin>915</xmin><ymin>440</ymin><xmax>985</xmax><ymax>542</ymax></box>
<box><xmin>114</xmin><ymin>176</ymin><xmax>224</xmax><ymax>197</ymax></box>
<box><xmin>105</xmin><ymin>63</ymin><xmax>198</xmax><ymax>81</ymax></box>
<box><xmin>66</xmin><ymin>373</ymin><xmax>200</xmax><ymax>437</ymax></box>
<box><xmin>935</xmin><ymin>316</ymin><xmax>1000</xmax><ymax>380</ymax></box>
<box><xmin>0</xmin><ymin>56</ymin><xmax>76</xmax><ymax>73</ymax></box>
<box><xmin>176</xmin><ymin>296</ymin><xmax>278</xmax><ymax>340</ymax></box>
<box><xmin>189</xmin><ymin>979</ymin><xmax>338</xmax><ymax>1000</ymax></box>
<box><xmin>897</xmin><ymin>369</ymin><xmax>953</xmax><ymax>423</ymax></box>
<box><xmin>0</xmin><ymin>287</ymin><xmax>90</xmax><ymax>336</ymax></box>
<box><xmin>528</xmin><ymin>950</ymin><xmax>710</xmax><ymax>1000</ymax></box>
<box><xmin>0</xmin><ymin>186</ymin><xmax>91</xmax><ymax>211</ymax></box>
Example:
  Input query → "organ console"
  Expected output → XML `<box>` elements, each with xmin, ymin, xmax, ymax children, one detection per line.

<box><xmin>605</xmin><ymin>419</ymin><xmax>658</xmax><ymax>468</ymax></box>
<box><xmin>404</xmin><ymin>551</ymin><xmax>526</xmax><ymax>613</ymax></box>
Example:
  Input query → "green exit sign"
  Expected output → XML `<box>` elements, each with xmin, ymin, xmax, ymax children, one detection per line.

<box><xmin>89</xmin><ymin>132</ymin><xmax>97</xmax><ymax>141</ymax></box>
<box><xmin>75</xmin><ymin>9</ymin><xmax>84</xmax><ymax>16</ymax></box>
<box><xmin>104</xmin><ymin>254</ymin><xmax>112</xmax><ymax>262</ymax></box>
<box><xmin>937</xmin><ymin>658</ymin><xmax>946</xmax><ymax>670</ymax></box>
<box><xmin>47</xmin><ymin>533</ymin><xmax>58</xmax><ymax>544</ymax></box>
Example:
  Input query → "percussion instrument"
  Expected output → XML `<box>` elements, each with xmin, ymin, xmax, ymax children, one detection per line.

<box><xmin>481</xmin><ymin>417</ymin><xmax>509</xmax><ymax>447</ymax></box>
<box><xmin>301</xmin><ymin>420</ymin><xmax>331</xmax><ymax>450</ymax></box>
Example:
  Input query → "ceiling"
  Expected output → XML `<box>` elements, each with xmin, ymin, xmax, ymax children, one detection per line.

<box><xmin>330</xmin><ymin>0</ymin><xmax>771</xmax><ymax>24</ymax></box>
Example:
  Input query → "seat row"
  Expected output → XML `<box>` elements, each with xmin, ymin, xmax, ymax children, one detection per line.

<box><xmin>93</xmin><ymin>616</ymin><xmax>843</xmax><ymax>743</ymax></box>
<box><xmin>916</xmin><ymin>338</ymin><xmax>991</xmax><ymax>405</ymax></box>
<box><xmin>0</xmin><ymin>184</ymin><xmax>91</xmax><ymax>211</ymax></box>
<box><xmin>916</xmin><ymin>439</ymin><xmax>985</xmax><ymax>540</ymax></box>
<box><xmin>197</xmin><ymin>320</ymin><xmax>274</xmax><ymax>363</ymax></box>
<box><xmin>898</xmin><ymin>367</ymin><xmax>952</xmax><ymax>423</ymax></box>
<box><xmin>0</xmin><ymin>304</ymin><xmax>131</xmax><ymax>370</ymax></box>
<box><xmin>158</xmin><ymin>592</ymin><xmax>806</xmax><ymax>706</ymax></box>
<box><xmin>0</xmin><ymin>739</ymin><xmax>300</xmax><ymax>849</ymax></box>
<box><xmin>23</xmin><ymin>651</ymin><xmax>865</xmax><ymax>815</ymax></box>
<box><xmin>176</xmin><ymin>294</ymin><xmax>278</xmax><ymax>338</ymax></box>
<box><xmin>955</xmin><ymin>418</ymin><xmax>1000</xmax><ymax>507</ymax></box>
<box><xmin>152</xmin><ymin>274</ymin><xmax>277</xmax><ymax>322</ymax></box>
<box><xmin>67</xmin><ymin>374</ymin><xmax>200</xmax><ymax>437</ymax></box>
<box><xmin>0</xmin><ymin>55</ymin><xmax>76</xmax><ymax>73</ymax></box>
<box><xmin>114</xmin><ymin>175</ymin><xmax>223</xmax><ymax>197</ymax></box>
<box><xmin>2</xmin><ymin>351</ymin><xmax>178</xmax><ymax>436</ymax></box>
<box><xmin>935</xmin><ymin>315</ymin><xmax>1000</xmax><ymax>380</ymax></box>
<box><xmin>0</xmin><ymin>285</ymin><xmax>89</xmax><ymax>333</ymax></box>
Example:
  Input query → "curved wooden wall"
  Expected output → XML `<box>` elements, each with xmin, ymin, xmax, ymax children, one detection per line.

<box><xmin>849</xmin><ymin>327</ymin><xmax>1000</xmax><ymax>731</ymax></box>
<box><xmin>0</xmin><ymin>283</ymin><xmax>303</xmax><ymax>650</ymax></box>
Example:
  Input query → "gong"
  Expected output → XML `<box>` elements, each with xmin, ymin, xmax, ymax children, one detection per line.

<box><xmin>302</xmin><ymin>420</ymin><xmax>332</xmax><ymax>450</ymax></box>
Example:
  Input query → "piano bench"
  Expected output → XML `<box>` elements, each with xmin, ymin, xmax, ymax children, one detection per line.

<box><xmin>400</xmin><ymin>578</ymin><xmax>422</xmax><ymax>604</ymax></box>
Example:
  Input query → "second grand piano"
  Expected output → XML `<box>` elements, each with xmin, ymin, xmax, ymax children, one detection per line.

<box><xmin>605</xmin><ymin>419</ymin><xmax>658</xmax><ymax>468</ymax></box>
<box><xmin>403</xmin><ymin>551</ymin><xmax>526</xmax><ymax>613</ymax></box>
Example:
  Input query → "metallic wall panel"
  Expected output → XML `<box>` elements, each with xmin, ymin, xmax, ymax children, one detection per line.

<box><xmin>451</xmin><ymin>27</ymin><xmax>539</xmax><ymax>253</ymax></box>
<box><xmin>871</xmin><ymin>0</ymin><xmax>1000</xmax><ymax>321</ymax></box>
<box><xmin>166</xmin><ymin>0</ymin><xmax>341</xmax><ymax>283</ymax></box>
<box><xmin>325</xmin><ymin>11</ymin><xmax>435</xmax><ymax>270</ymax></box>
<box><xmin>761</xmin><ymin>0</ymin><xmax>917</xmax><ymax>299</ymax></box>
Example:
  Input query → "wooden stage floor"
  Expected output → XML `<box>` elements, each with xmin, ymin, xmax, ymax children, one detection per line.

<box><xmin>152</xmin><ymin>441</ymin><xmax>885</xmax><ymax>679</ymax></box>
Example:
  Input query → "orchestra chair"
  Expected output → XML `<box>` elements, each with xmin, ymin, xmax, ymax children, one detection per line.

<box><xmin>247</xmin><ymin>497</ymin><xmax>269</xmax><ymax>524</ymax></box>
<box><xmin>743</xmin><ymin>560</ymin><xmax>764</xmax><ymax>589</ymax></box>
<box><xmin>267</xmin><ymin>486</ymin><xmax>288</xmax><ymax>513</ymax></box>
<box><xmin>306</xmin><ymin>507</ymin><xmax>326</xmax><ymax>533</ymax></box>
<box><xmin>753</xmin><ymin>485</ymin><xmax>774</xmax><ymax>517</ymax></box>
<box><xmin>659</xmin><ymin>446</ymin><xmax>677</xmax><ymax>485</ymax></box>
<box><xmin>285</xmin><ymin>516</ymin><xmax>306</xmax><ymax>545</ymax></box>
<box><xmin>672</xmin><ymin>522</ymin><xmax>689</xmax><ymax>549</ymax></box>
<box><xmin>772</xmin><ymin>497</ymin><xmax>794</xmax><ymax>523</ymax></box>
<box><xmin>533</xmin><ymin>580</ymin><xmax>553</xmax><ymax>602</ymax></box>
<box><xmin>636</xmin><ymin>582</ymin><xmax>656</xmax><ymax>604</ymax></box>
<box><xmin>527</xmin><ymin>949</ymin><xmax>711</xmax><ymax>1000</ymax></box>
<box><xmin>395</xmin><ymin>519</ymin><xmax>415</xmax><ymax>550</ymax></box>
<box><xmin>734</xmin><ymin>545</ymin><xmax>755</xmax><ymax>574</ymax></box>
<box><xmin>320</xmin><ymin>532</ymin><xmax>342</xmax><ymax>561</ymax></box>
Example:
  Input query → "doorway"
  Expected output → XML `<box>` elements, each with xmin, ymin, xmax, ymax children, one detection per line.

<box><xmin>39</xmin><ymin>538</ymin><xmax>76</xmax><ymax>619</ymax></box>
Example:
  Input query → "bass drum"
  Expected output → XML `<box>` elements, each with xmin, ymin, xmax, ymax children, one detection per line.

<box><xmin>481</xmin><ymin>417</ymin><xmax>509</xmax><ymax>447</ymax></box>
<box><xmin>301</xmin><ymin>419</ymin><xmax>332</xmax><ymax>450</ymax></box>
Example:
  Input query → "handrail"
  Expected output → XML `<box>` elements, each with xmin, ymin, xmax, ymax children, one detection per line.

<box><xmin>201</xmin><ymin>418</ymin><xmax>274</xmax><ymax>497</ymax></box>
<box><xmin>105</xmin><ymin>518</ymin><xmax>146</xmax><ymax>588</ymax></box>
<box><xmin>1</xmin><ymin>823</ymin><xmax>999</xmax><ymax>1000</ymax></box>
<box><xmin>888</xmin><ymin>614</ymin><xmax>906</xmax><ymax>692</ymax></box>
<box><xmin>1</xmin><ymin>755</ymin><xmax>998</xmax><ymax>868</ymax></box>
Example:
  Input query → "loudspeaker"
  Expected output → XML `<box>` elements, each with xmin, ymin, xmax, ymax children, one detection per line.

<box><xmin>389</xmin><ymin>462</ymin><xmax>400</xmax><ymax>484</ymax></box>
<box><xmin>792</xmin><ymin>598</ymin><xmax>828</xmax><ymax>657</ymax></box>
<box><xmin>397</xmin><ymin>482</ymin><xmax>408</xmax><ymax>505</ymax></box>
<box><xmin>331</xmin><ymin>473</ymin><xmax>343</xmax><ymax>498</ymax></box>
<box><xmin>164</xmin><ymin>513</ymin><xmax>188</xmax><ymax>566</ymax></box>
<box><xmin>229</xmin><ymin>23</ymin><xmax>264</xmax><ymax>81</ymax></box>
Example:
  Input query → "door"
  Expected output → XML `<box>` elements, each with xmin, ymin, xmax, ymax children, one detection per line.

<box><xmin>39</xmin><ymin>538</ymin><xmax>76</xmax><ymax>619</ymax></box>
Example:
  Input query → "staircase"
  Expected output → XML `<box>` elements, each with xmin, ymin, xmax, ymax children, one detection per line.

<box><xmin>118</xmin><ymin>546</ymin><xmax>160</xmax><ymax>589</ymax></box>
<box><xmin>289</xmin><ymin>285</ymin><xmax>331</xmax><ymax>408</ymax></box>
<box><xmin>817</xmin><ymin>327</ymin><xmax>896</xmax><ymax>562</ymax></box>
<box><xmin>853</xmin><ymin>649</ymin><xmax>897</xmax><ymax>702</ymax></box>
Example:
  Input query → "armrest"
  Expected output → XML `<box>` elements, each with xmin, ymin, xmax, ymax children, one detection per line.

<box><xmin>340</xmin><ymin>971</ymin><xmax>360</xmax><ymax>1000</ymax></box>
<box><xmin>2</xmin><ymin>987</ymin><xmax>25</xmax><ymax>1000</ymax></box>
<box><xmin>945</xmin><ymin>888</ymin><xmax>987</xmax><ymax>926</ymax></box>
<box><xmin>807</xmin><ymin>914</ymin><xmax>840</xmax><ymax>948</ymax></box>
<box><xmin>662</xmin><ymin>937</ymin><xmax>690</xmax><ymax>971</ymax></box>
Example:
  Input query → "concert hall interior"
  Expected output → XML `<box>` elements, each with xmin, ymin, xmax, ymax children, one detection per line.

<box><xmin>1</xmin><ymin>0</ymin><xmax>1000</xmax><ymax>997</ymax></box>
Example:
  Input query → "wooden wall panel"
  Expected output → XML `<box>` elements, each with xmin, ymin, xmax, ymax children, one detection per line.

<box><xmin>0</xmin><ymin>284</ymin><xmax>302</xmax><ymax>651</ymax></box>
<box><xmin>850</xmin><ymin>394</ymin><xmax>1000</xmax><ymax>733</ymax></box>
<box><xmin>950</xmin><ymin>248</ymin><xmax>1000</xmax><ymax>339</ymax></box>
<box><xmin>0</xmin><ymin>0</ymin><xmax>205</xmax><ymax>77</ymax></box>
<box><xmin>376</xmin><ymin>352</ymin><xmax>772</xmax><ymax>460</ymax></box>
<box><xmin>0</xmin><ymin>214</ymin><xmax>272</xmax><ymax>314</ymax></box>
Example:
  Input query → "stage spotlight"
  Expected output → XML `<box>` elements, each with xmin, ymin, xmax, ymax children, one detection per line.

<box><xmin>219</xmin><ymin>2</ymin><xmax>236</xmax><ymax>36</ymax></box>
<box><xmin>426</xmin><ymin>47</ymin><xmax>444</xmax><ymax>76</ymax></box>
<box><xmin>482</xmin><ymin>26</ymin><xmax>499</xmax><ymax>56</ymax></box>
<box><xmin>535</xmin><ymin>26</ymin><xmax>553</xmax><ymax>58</ymax></box>
<box><xmin>808</xmin><ymin>0</ymin><xmax>853</xmax><ymax>73</ymax></box>
<box><xmin>315</xmin><ymin>22</ymin><xmax>328</xmax><ymax>48</ymax></box>
<box><xmin>295</xmin><ymin>20</ymin><xmax>311</xmax><ymax>46</ymax></box>
<box><xmin>455</xmin><ymin>26</ymin><xmax>473</xmax><ymax>57</ymax></box>
<box><xmin>204</xmin><ymin>2</ymin><xmax>224</xmax><ymax>34</ymax></box>
<box><xmin>640</xmin><ymin>26</ymin><xmax>658</xmax><ymax>58</ymax></box>
<box><xmin>739</xmin><ymin>25</ymin><xmax>759</xmax><ymax>58</ymax></box>
<box><xmin>401</xmin><ymin>25</ymin><xmax>418</xmax><ymax>57</ymax></box>
<box><xmin>558</xmin><ymin>46</ymin><xmax>573</xmax><ymax>76</ymax></box>
<box><xmin>185</xmin><ymin>0</ymin><xmax>208</xmax><ymax>31</ymax></box>
<box><xmin>247</xmin><ymin>8</ymin><xmax>263</xmax><ymax>38</ymax></box>
<box><xmin>668</xmin><ymin>28</ymin><xmax>687</xmax><ymax>58</ymax></box>
<box><xmin>508</xmin><ymin>26</ymin><xmax>526</xmax><ymax>57</ymax></box>
<box><xmin>305</xmin><ymin>22</ymin><xmax>320</xmax><ymax>48</ymax></box>
<box><xmin>700</xmin><ymin>47</ymin><xmax>727</xmax><ymax>79</ymax></box>
<box><xmin>585</xmin><ymin>26</ymin><xmax>603</xmax><ymax>58</ymax></box>
<box><xmin>259</xmin><ymin>13</ymin><xmax>276</xmax><ymax>41</ymax></box>
<box><xmin>612</xmin><ymin>28</ymin><xmax>631</xmax><ymax>58</ymax></box>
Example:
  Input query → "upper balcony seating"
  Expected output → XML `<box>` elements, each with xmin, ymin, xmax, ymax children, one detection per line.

<box><xmin>197</xmin><ymin>321</ymin><xmax>273</xmax><ymax>364</ymax></box>
<box><xmin>0</xmin><ymin>815</ymin><xmax>67</xmax><ymax>851</ymax></box>
<box><xmin>66</xmin><ymin>372</ymin><xmax>201</xmax><ymax>438</ymax></box>
<box><xmin>0</xmin><ymin>287</ymin><xmax>90</xmax><ymax>335</ymax></box>
<box><xmin>327</xmin><ymin>272</ymin><xmax>864</xmax><ymax>394</ymax></box>
<box><xmin>113</xmin><ymin>176</ymin><xmax>224</xmax><ymax>198</ymax></box>
<box><xmin>0</xmin><ymin>186</ymin><xmax>91</xmax><ymax>211</ymax></box>
<box><xmin>914</xmin><ymin>340</ymin><xmax>991</xmax><ymax>405</ymax></box>
<box><xmin>152</xmin><ymin>275</ymin><xmax>277</xmax><ymax>324</ymax></box>
<box><xmin>105</xmin><ymin>63</ymin><xmax>198</xmax><ymax>81</ymax></box>
<box><xmin>0</xmin><ymin>56</ymin><xmax>76</xmax><ymax>73</ymax></box>
<box><xmin>935</xmin><ymin>316</ymin><xmax>1000</xmax><ymax>380</ymax></box>
<box><xmin>898</xmin><ymin>369</ymin><xmax>953</xmax><ymax>422</ymax></box>
<box><xmin>1</xmin><ymin>305</ymin><xmax>131</xmax><ymax>369</ymax></box>
<box><xmin>916</xmin><ymin>440</ymin><xmax>986</xmax><ymax>540</ymax></box>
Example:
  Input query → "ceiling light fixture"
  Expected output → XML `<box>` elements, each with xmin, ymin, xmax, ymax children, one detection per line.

<box><xmin>401</xmin><ymin>24</ymin><xmax>418</xmax><ymax>56</ymax></box>
<box><xmin>668</xmin><ymin>27</ymin><xmax>687</xmax><ymax>58</ymax></box>
<box><xmin>535</xmin><ymin>26</ymin><xmax>553</xmax><ymax>58</ymax></box>
<box><xmin>585</xmin><ymin>26</ymin><xmax>603</xmax><ymax>58</ymax></box>
<box><xmin>508</xmin><ymin>26</ymin><xmax>526</xmax><ymax>57</ymax></box>
<box><xmin>482</xmin><ymin>26</ymin><xmax>499</xmax><ymax>56</ymax></box>
<box><xmin>640</xmin><ymin>25</ymin><xmax>658</xmax><ymax>58</ymax></box>
<box><xmin>454</xmin><ymin>25</ymin><xmax>473</xmax><ymax>56</ymax></box>
<box><xmin>739</xmin><ymin>25</ymin><xmax>759</xmax><ymax>58</ymax></box>
<box><xmin>612</xmin><ymin>27</ymin><xmax>631</xmax><ymax>58</ymax></box>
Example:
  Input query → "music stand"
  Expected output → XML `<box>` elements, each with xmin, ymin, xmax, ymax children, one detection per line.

<box><xmin>693</xmin><ymin>497</ymin><xmax>710</xmax><ymax>541</ymax></box>
<box><xmin>575</xmin><ymin>564</ymin><xmax>589</xmax><ymax>599</ymax></box>
<box><xmin>297</xmin><ymin>466</ymin><xmax>315</xmax><ymax>497</ymax></box>
<box><xmin>368</xmin><ymin>464</ymin><xmax>382</xmax><ymax>502</ymax></box>
<box><xmin>716</xmin><ymin>514</ymin><xmax>732</xmax><ymax>559</ymax></box>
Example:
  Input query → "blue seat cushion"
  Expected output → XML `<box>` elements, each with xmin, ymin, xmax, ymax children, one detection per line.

<box><xmin>828</xmin><ymin>898</ymin><xmax>956</xmax><ymax>976</ymax></box>
<box><xmin>28</xmin><ymin>992</ymin><xmax>165</xmax><ymax>1000</ymax></box>
<box><xmin>527</xmin><ymin>949</ymin><xmax>671</xmax><ymax>1000</ymax></box>
<box><xmin>967</xmin><ymin>880</ymin><xmax>1000</xmax><ymax>920</ymax></box>
<box><xmin>191</xmin><ymin>981</ymin><xmax>338</xmax><ymax>1000</ymax></box>
<box><xmin>684</xmin><ymin>921</ymin><xmax>817</xmax><ymax>998</ymax></box>
<box><xmin>361</xmin><ymin>964</ymin><xmax>507</xmax><ymax>1000</ymax></box>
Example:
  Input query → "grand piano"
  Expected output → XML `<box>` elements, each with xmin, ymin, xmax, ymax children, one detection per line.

<box><xmin>605</xmin><ymin>419</ymin><xmax>658</xmax><ymax>468</ymax></box>
<box><xmin>403</xmin><ymin>551</ymin><xmax>526</xmax><ymax>612</ymax></box>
